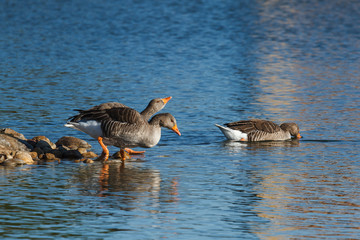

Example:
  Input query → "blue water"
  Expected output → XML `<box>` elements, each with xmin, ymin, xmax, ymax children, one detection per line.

<box><xmin>1</xmin><ymin>0</ymin><xmax>360</xmax><ymax>239</ymax></box>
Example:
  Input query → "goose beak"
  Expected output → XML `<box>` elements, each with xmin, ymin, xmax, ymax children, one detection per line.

<box><xmin>161</xmin><ymin>96</ymin><xmax>172</xmax><ymax>104</ymax></box>
<box><xmin>296</xmin><ymin>133</ymin><xmax>302</xmax><ymax>139</ymax></box>
<box><xmin>172</xmin><ymin>124</ymin><xmax>181</xmax><ymax>136</ymax></box>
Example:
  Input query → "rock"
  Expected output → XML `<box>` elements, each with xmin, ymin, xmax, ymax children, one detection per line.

<box><xmin>0</xmin><ymin>150</ymin><xmax>13</xmax><ymax>164</ymax></box>
<box><xmin>32</xmin><ymin>136</ymin><xmax>56</xmax><ymax>150</ymax></box>
<box><xmin>3</xmin><ymin>159</ymin><xmax>18</xmax><ymax>167</ymax></box>
<box><xmin>82</xmin><ymin>151</ymin><xmax>98</xmax><ymax>158</ymax></box>
<box><xmin>44</xmin><ymin>153</ymin><xmax>60</xmax><ymax>162</ymax></box>
<box><xmin>45</xmin><ymin>153</ymin><xmax>56</xmax><ymax>160</ymax></box>
<box><xmin>32</xmin><ymin>147</ymin><xmax>44</xmax><ymax>156</ymax></box>
<box><xmin>50</xmin><ymin>149</ymin><xmax>63</xmax><ymax>158</ymax></box>
<box><xmin>62</xmin><ymin>150</ymin><xmax>82</xmax><ymax>159</ymax></box>
<box><xmin>57</xmin><ymin>145</ymin><xmax>70</xmax><ymax>154</ymax></box>
<box><xmin>26</xmin><ymin>139</ymin><xmax>37</xmax><ymax>148</ymax></box>
<box><xmin>0</xmin><ymin>128</ymin><xmax>27</xmax><ymax>140</ymax></box>
<box><xmin>0</xmin><ymin>133</ymin><xmax>32</xmax><ymax>152</ymax></box>
<box><xmin>77</xmin><ymin>147</ymin><xmax>87</xmax><ymax>154</ymax></box>
<box><xmin>83</xmin><ymin>159</ymin><xmax>94</xmax><ymax>164</ymax></box>
<box><xmin>55</xmin><ymin>136</ymin><xmax>91</xmax><ymax>150</ymax></box>
<box><xmin>29</xmin><ymin>151</ymin><xmax>38</xmax><ymax>160</ymax></box>
<box><xmin>112</xmin><ymin>151</ymin><xmax>130</xmax><ymax>160</ymax></box>
<box><xmin>14</xmin><ymin>151</ymin><xmax>34</xmax><ymax>165</ymax></box>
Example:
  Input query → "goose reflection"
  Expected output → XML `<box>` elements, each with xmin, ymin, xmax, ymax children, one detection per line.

<box><xmin>221</xmin><ymin>139</ymin><xmax>300</xmax><ymax>154</ymax></box>
<box><xmin>72</xmin><ymin>160</ymin><xmax>179</xmax><ymax>207</ymax></box>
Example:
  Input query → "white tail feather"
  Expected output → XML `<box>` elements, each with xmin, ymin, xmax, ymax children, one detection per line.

<box><xmin>215</xmin><ymin>124</ymin><xmax>247</xmax><ymax>141</ymax></box>
<box><xmin>65</xmin><ymin>121</ymin><xmax>102</xmax><ymax>139</ymax></box>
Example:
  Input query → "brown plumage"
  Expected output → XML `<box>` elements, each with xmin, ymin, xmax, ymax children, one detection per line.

<box><xmin>74</xmin><ymin>97</ymin><xmax>172</xmax><ymax>121</ymax></box>
<box><xmin>65</xmin><ymin>98</ymin><xmax>180</xmax><ymax>162</ymax></box>
<box><xmin>216</xmin><ymin>119</ymin><xmax>301</xmax><ymax>141</ymax></box>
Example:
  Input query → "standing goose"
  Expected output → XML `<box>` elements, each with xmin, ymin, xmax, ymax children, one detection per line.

<box><xmin>215</xmin><ymin>119</ymin><xmax>301</xmax><ymax>141</ymax></box>
<box><xmin>71</xmin><ymin>97</ymin><xmax>172</xmax><ymax>157</ymax></box>
<box><xmin>65</xmin><ymin>106</ymin><xmax>181</xmax><ymax>161</ymax></box>
<box><xmin>75</xmin><ymin>96</ymin><xmax>172</xmax><ymax>121</ymax></box>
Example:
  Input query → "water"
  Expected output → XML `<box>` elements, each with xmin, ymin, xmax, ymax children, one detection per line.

<box><xmin>1</xmin><ymin>0</ymin><xmax>360</xmax><ymax>239</ymax></box>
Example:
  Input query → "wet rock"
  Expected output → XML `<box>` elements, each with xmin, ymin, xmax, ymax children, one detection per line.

<box><xmin>0</xmin><ymin>128</ymin><xmax>27</xmax><ymax>140</ymax></box>
<box><xmin>62</xmin><ymin>150</ymin><xmax>82</xmax><ymax>159</ymax></box>
<box><xmin>32</xmin><ymin>147</ymin><xmax>44</xmax><ymax>156</ymax></box>
<box><xmin>3</xmin><ymin>157</ymin><xmax>27</xmax><ymax>167</ymax></box>
<box><xmin>82</xmin><ymin>151</ymin><xmax>98</xmax><ymax>158</ymax></box>
<box><xmin>0</xmin><ymin>149</ymin><xmax>13</xmax><ymax>161</ymax></box>
<box><xmin>44</xmin><ymin>153</ymin><xmax>61</xmax><ymax>162</ymax></box>
<box><xmin>0</xmin><ymin>133</ymin><xmax>32</xmax><ymax>152</ymax></box>
<box><xmin>29</xmin><ymin>151</ymin><xmax>38</xmax><ymax>160</ymax></box>
<box><xmin>14</xmin><ymin>151</ymin><xmax>34</xmax><ymax>165</ymax></box>
<box><xmin>112</xmin><ymin>151</ymin><xmax>130</xmax><ymax>160</ymax></box>
<box><xmin>57</xmin><ymin>145</ymin><xmax>70</xmax><ymax>155</ymax></box>
<box><xmin>26</xmin><ymin>139</ymin><xmax>37</xmax><ymax>148</ymax></box>
<box><xmin>77</xmin><ymin>147</ymin><xmax>87</xmax><ymax>154</ymax></box>
<box><xmin>3</xmin><ymin>159</ymin><xmax>18</xmax><ymax>167</ymax></box>
<box><xmin>32</xmin><ymin>136</ymin><xmax>56</xmax><ymax>152</ymax></box>
<box><xmin>49</xmin><ymin>149</ymin><xmax>63</xmax><ymax>158</ymax></box>
<box><xmin>83</xmin><ymin>159</ymin><xmax>94</xmax><ymax>164</ymax></box>
<box><xmin>55</xmin><ymin>136</ymin><xmax>91</xmax><ymax>150</ymax></box>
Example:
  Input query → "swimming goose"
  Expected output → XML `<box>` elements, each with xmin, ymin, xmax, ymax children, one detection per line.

<box><xmin>215</xmin><ymin>119</ymin><xmax>301</xmax><ymax>141</ymax></box>
<box><xmin>65</xmin><ymin>107</ymin><xmax>181</xmax><ymax>161</ymax></box>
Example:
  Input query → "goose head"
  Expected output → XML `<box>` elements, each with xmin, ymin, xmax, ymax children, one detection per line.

<box><xmin>152</xmin><ymin>113</ymin><xmax>181</xmax><ymax>136</ymax></box>
<box><xmin>146</xmin><ymin>96</ymin><xmax>172</xmax><ymax>112</ymax></box>
<box><xmin>280</xmin><ymin>123</ymin><xmax>301</xmax><ymax>139</ymax></box>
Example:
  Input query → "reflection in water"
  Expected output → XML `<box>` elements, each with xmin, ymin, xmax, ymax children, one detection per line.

<box><xmin>221</xmin><ymin>139</ymin><xmax>300</xmax><ymax>154</ymax></box>
<box><xmin>247</xmin><ymin>143</ymin><xmax>360</xmax><ymax>239</ymax></box>
<box><xmin>71</xmin><ymin>160</ymin><xmax>179</xmax><ymax>208</ymax></box>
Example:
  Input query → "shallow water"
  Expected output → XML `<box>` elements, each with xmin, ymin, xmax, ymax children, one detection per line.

<box><xmin>1</xmin><ymin>0</ymin><xmax>360</xmax><ymax>239</ymax></box>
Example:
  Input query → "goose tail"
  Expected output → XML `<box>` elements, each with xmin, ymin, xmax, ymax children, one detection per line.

<box><xmin>215</xmin><ymin>124</ymin><xmax>247</xmax><ymax>141</ymax></box>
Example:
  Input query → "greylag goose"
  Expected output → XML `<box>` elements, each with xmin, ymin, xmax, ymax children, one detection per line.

<box><xmin>71</xmin><ymin>97</ymin><xmax>172</xmax><ymax>157</ymax></box>
<box><xmin>215</xmin><ymin>119</ymin><xmax>301</xmax><ymax>141</ymax></box>
<box><xmin>65</xmin><ymin>106</ymin><xmax>181</xmax><ymax>161</ymax></box>
<box><xmin>75</xmin><ymin>96</ymin><xmax>172</xmax><ymax>121</ymax></box>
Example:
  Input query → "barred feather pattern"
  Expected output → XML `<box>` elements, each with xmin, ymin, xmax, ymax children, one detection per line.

<box><xmin>247</xmin><ymin>130</ymin><xmax>290</xmax><ymax>141</ymax></box>
<box><xmin>225</xmin><ymin>119</ymin><xmax>281</xmax><ymax>133</ymax></box>
<box><xmin>225</xmin><ymin>119</ymin><xmax>292</xmax><ymax>141</ymax></box>
<box><xmin>68</xmin><ymin>107</ymin><xmax>142</xmax><ymax>124</ymax></box>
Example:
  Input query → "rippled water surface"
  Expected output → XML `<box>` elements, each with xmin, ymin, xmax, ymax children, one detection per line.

<box><xmin>1</xmin><ymin>0</ymin><xmax>360</xmax><ymax>239</ymax></box>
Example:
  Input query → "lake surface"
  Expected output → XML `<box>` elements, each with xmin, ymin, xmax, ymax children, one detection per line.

<box><xmin>1</xmin><ymin>0</ymin><xmax>360</xmax><ymax>239</ymax></box>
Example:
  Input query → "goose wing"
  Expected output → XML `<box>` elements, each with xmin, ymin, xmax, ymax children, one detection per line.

<box><xmin>225</xmin><ymin>119</ymin><xmax>281</xmax><ymax>133</ymax></box>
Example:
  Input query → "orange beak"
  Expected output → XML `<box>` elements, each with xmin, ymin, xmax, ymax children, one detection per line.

<box><xmin>161</xmin><ymin>96</ymin><xmax>172</xmax><ymax>104</ymax></box>
<box><xmin>296</xmin><ymin>133</ymin><xmax>302</xmax><ymax>139</ymax></box>
<box><xmin>172</xmin><ymin>124</ymin><xmax>181</xmax><ymax>136</ymax></box>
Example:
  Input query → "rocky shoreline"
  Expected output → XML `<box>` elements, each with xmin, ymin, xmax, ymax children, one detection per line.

<box><xmin>0</xmin><ymin>128</ymin><xmax>99</xmax><ymax>167</ymax></box>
